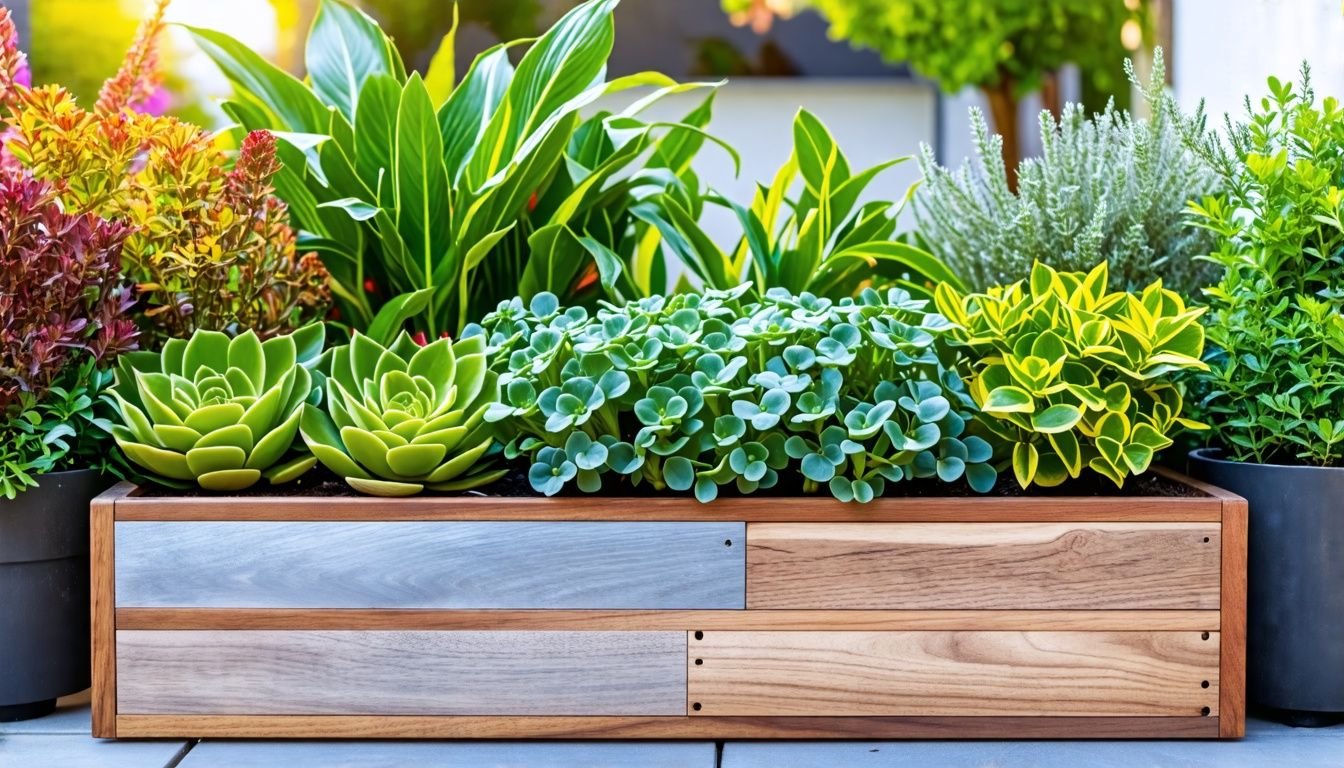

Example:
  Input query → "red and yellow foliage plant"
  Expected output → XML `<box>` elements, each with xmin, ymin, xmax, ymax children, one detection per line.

<box><xmin>0</xmin><ymin>2</ymin><xmax>330</xmax><ymax>344</ymax></box>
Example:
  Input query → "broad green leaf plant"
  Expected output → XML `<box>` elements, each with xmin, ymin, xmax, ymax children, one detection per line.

<box><xmin>189</xmin><ymin>0</ymin><xmax>730</xmax><ymax>341</ymax></box>
<box><xmin>935</xmin><ymin>262</ymin><xmax>1207</xmax><ymax>488</ymax></box>
<box><xmin>467</xmin><ymin>286</ymin><xmax>996</xmax><ymax>503</ymax></box>
<box><xmin>107</xmin><ymin>326</ymin><xmax>326</xmax><ymax>490</ymax></box>
<box><xmin>665</xmin><ymin>109</ymin><xmax>957</xmax><ymax>301</ymax></box>
<box><xmin>300</xmin><ymin>332</ymin><xmax>505</xmax><ymax>496</ymax></box>
<box><xmin>1181</xmin><ymin>68</ymin><xmax>1344</xmax><ymax>466</ymax></box>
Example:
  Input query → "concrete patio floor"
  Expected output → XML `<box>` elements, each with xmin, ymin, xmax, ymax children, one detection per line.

<box><xmin>3</xmin><ymin>692</ymin><xmax>1342</xmax><ymax>767</ymax></box>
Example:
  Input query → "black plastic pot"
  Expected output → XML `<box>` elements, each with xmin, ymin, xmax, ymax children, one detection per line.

<box><xmin>1189</xmin><ymin>448</ymin><xmax>1344</xmax><ymax>726</ymax></box>
<box><xmin>0</xmin><ymin>469</ymin><xmax>106</xmax><ymax>721</ymax></box>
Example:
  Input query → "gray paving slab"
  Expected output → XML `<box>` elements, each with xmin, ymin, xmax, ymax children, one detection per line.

<box><xmin>0</xmin><ymin>691</ymin><xmax>93</xmax><ymax>735</ymax></box>
<box><xmin>177</xmin><ymin>740</ymin><xmax>716</xmax><ymax>768</ymax></box>
<box><xmin>721</xmin><ymin>719</ymin><xmax>1344</xmax><ymax>768</ymax></box>
<box><xmin>0</xmin><ymin>734</ymin><xmax>190</xmax><ymax>768</ymax></box>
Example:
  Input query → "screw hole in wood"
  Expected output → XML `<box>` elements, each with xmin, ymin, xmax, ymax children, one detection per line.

<box><xmin>1202</xmin><ymin>680</ymin><xmax>1210</xmax><ymax>689</ymax></box>
<box><xmin>694</xmin><ymin>630</ymin><xmax>704</xmax><ymax>640</ymax></box>
<box><xmin>692</xmin><ymin>702</ymin><xmax>702</xmax><ymax>711</ymax></box>
<box><xmin>1202</xmin><ymin>631</ymin><xmax>1210</xmax><ymax>640</ymax></box>
<box><xmin>1201</xmin><ymin>706</ymin><xmax>1211</xmax><ymax>716</ymax></box>
<box><xmin>724</xmin><ymin>539</ymin><xmax>732</xmax><ymax>547</ymax></box>
<box><xmin>694</xmin><ymin>658</ymin><xmax>703</xmax><ymax>665</ymax></box>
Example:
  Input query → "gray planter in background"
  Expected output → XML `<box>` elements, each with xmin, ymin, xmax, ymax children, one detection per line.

<box><xmin>0</xmin><ymin>469</ymin><xmax>106</xmax><ymax>721</ymax></box>
<box><xmin>1189</xmin><ymin>448</ymin><xmax>1344</xmax><ymax>726</ymax></box>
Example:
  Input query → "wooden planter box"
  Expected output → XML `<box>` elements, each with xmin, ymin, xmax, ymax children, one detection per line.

<box><xmin>91</xmin><ymin>469</ymin><xmax>1246</xmax><ymax>740</ymax></box>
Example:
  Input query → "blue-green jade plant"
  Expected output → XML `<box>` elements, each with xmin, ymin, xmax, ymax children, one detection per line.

<box><xmin>300</xmin><ymin>333</ymin><xmax>505</xmax><ymax>496</ymax></box>
<box><xmin>107</xmin><ymin>325</ymin><xmax>326</xmax><ymax>491</ymax></box>
<box><xmin>467</xmin><ymin>286</ymin><xmax>996</xmax><ymax>503</ymax></box>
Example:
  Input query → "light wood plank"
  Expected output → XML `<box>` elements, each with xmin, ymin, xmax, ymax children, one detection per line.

<box><xmin>115</xmin><ymin>521</ymin><xmax>743</xmax><ymax>609</ymax></box>
<box><xmin>115</xmin><ymin>608</ymin><xmax>1222</xmax><ymax>631</ymax></box>
<box><xmin>688</xmin><ymin>631</ymin><xmax>1219</xmax><ymax>717</ymax></box>
<box><xmin>112</xmin><ymin>493</ymin><xmax>1223</xmax><ymax>522</ymax></box>
<box><xmin>1221</xmin><ymin>498</ymin><xmax>1248</xmax><ymax>737</ymax></box>
<box><xmin>90</xmin><ymin>483</ymin><xmax>132</xmax><ymax>738</ymax></box>
<box><xmin>113</xmin><ymin>714</ymin><xmax>1221</xmax><ymax>739</ymax></box>
<box><xmin>116</xmin><ymin>630</ymin><xmax>685</xmax><ymax>716</ymax></box>
<box><xmin>747</xmin><ymin>522</ymin><xmax>1220</xmax><ymax>610</ymax></box>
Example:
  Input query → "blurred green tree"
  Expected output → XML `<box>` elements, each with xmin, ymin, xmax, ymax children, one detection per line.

<box><xmin>724</xmin><ymin>0</ymin><xmax>1147</xmax><ymax>188</ymax></box>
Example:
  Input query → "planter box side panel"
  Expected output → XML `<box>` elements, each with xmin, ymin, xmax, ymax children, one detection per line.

<box><xmin>115</xmin><ymin>521</ymin><xmax>745</xmax><ymax>609</ymax></box>
<box><xmin>746</xmin><ymin>522</ymin><xmax>1221</xmax><ymax>610</ymax></box>
<box><xmin>116</xmin><ymin>630</ymin><xmax>688</xmax><ymax>716</ymax></box>
<box><xmin>688</xmin><ymin>630</ymin><xmax>1220</xmax><ymax>718</ymax></box>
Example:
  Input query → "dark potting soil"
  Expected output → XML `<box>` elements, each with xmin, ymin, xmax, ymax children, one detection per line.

<box><xmin>138</xmin><ymin>462</ymin><xmax>1206</xmax><ymax>499</ymax></box>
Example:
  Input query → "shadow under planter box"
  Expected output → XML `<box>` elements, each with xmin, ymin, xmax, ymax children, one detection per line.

<box><xmin>90</xmin><ymin>469</ymin><xmax>1247</xmax><ymax>740</ymax></box>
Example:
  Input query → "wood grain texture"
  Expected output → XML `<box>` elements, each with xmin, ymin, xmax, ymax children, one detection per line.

<box><xmin>115</xmin><ymin>521</ymin><xmax>743</xmax><ymax>609</ymax></box>
<box><xmin>116</xmin><ymin>630</ymin><xmax>686</xmax><ymax>716</ymax></box>
<box><xmin>112</xmin><ymin>714</ymin><xmax>1220</xmax><ymax>740</ymax></box>
<box><xmin>1221</xmin><ymin>497</ymin><xmax>1248</xmax><ymax>738</ymax></box>
<box><xmin>111</xmin><ymin>493</ymin><xmax>1222</xmax><ymax>522</ymax></box>
<box><xmin>115</xmin><ymin>608</ymin><xmax>1221</xmax><ymax>631</ymax></box>
<box><xmin>688</xmin><ymin>631</ymin><xmax>1220</xmax><ymax>717</ymax></box>
<box><xmin>90</xmin><ymin>483</ymin><xmax>132</xmax><ymax>738</ymax></box>
<box><xmin>747</xmin><ymin>523</ymin><xmax>1220</xmax><ymax>610</ymax></box>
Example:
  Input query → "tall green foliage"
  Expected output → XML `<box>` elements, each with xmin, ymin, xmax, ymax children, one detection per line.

<box><xmin>1183</xmin><ymin>68</ymin><xmax>1344</xmax><ymax>466</ymax></box>
<box><xmin>189</xmin><ymin>0</ymin><xmax>729</xmax><ymax>341</ymax></box>
<box><xmin>667</xmin><ymin>109</ymin><xmax>956</xmax><ymax>300</ymax></box>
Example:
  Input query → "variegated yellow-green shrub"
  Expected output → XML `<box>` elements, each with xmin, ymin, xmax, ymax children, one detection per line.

<box><xmin>935</xmin><ymin>261</ymin><xmax>1207</xmax><ymax>488</ymax></box>
<box><xmin>108</xmin><ymin>325</ymin><xmax>325</xmax><ymax>491</ymax></box>
<box><xmin>299</xmin><ymin>333</ymin><xmax>504</xmax><ymax>497</ymax></box>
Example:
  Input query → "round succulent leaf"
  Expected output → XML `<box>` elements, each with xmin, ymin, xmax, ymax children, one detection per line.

<box><xmin>576</xmin><ymin>468</ymin><xmax>603</xmax><ymax>494</ymax></box>
<box><xmin>241</xmin><ymin>378</ymin><xmax>289</xmax><ymax>443</ymax></box>
<box><xmin>183</xmin><ymin>330</ymin><xmax>230</xmax><ymax>378</ymax></box>
<box><xmin>118</xmin><ymin>441</ymin><xmax>194</xmax><ymax>481</ymax></box>
<box><xmin>194</xmin><ymin>423</ymin><xmax>255</xmax><ymax>454</ymax></box>
<box><xmin>248</xmin><ymin>407</ymin><xmax>304</xmax><ymax>470</ymax></box>
<box><xmin>916</xmin><ymin>395</ymin><xmax>951</xmax><ymax>423</ymax></box>
<box><xmin>605</xmin><ymin>441</ymin><xmax>644</xmax><ymax>474</ymax></box>
<box><xmin>347</xmin><ymin>476</ymin><xmax>424</xmax><ymax>497</ymax></box>
<box><xmin>386</xmin><ymin>443</ymin><xmax>449</xmax><ymax>477</ymax></box>
<box><xmin>185</xmin><ymin>445</ymin><xmax>248</xmax><ymax>476</ymax></box>
<box><xmin>180</xmin><ymin>402</ymin><xmax>244</xmax><ymax>437</ymax></box>
<box><xmin>963</xmin><ymin>435</ymin><xmax>994</xmax><ymax>464</ymax></box>
<box><xmin>198</xmin><ymin>468</ymin><xmax>263</xmax><ymax>491</ymax></box>
<box><xmin>429</xmin><ymin>467</ymin><xmax>511</xmax><ymax>493</ymax></box>
<box><xmin>828</xmin><ymin>476</ymin><xmax>855</xmax><ymax>502</ymax></box>
<box><xmin>965</xmin><ymin>462</ymin><xmax>997</xmax><ymax>493</ymax></box>
<box><xmin>263</xmin><ymin>454</ymin><xmax>318</xmax><ymax>484</ymax></box>
<box><xmin>664</xmin><ymin>456</ymin><xmax>696</xmax><ymax>491</ymax></box>
<box><xmin>134</xmin><ymin>371</ymin><xmax>184</xmax><ymax>426</ymax></box>
<box><xmin>423</xmin><ymin>437</ymin><xmax>494</xmax><ymax>483</ymax></box>
<box><xmin>529</xmin><ymin>292</ymin><xmax>559</xmax><ymax>317</ymax></box>
<box><xmin>341</xmin><ymin>426</ymin><xmax>397</xmax><ymax>477</ymax></box>
<box><xmin>694</xmin><ymin>477</ymin><xmax>718</xmax><ymax>503</ymax></box>
<box><xmin>801</xmin><ymin>453</ymin><xmax>836</xmax><ymax>482</ymax></box>
<box><xmin>227</xmin><ymin>331</ymin><xmax>266</xmax><ymax>388</ymax></box>
<box><xmin>936</xmin><ymin>456</ymin><xmax>966</xmax><ymax>482</ymax></box>
<box><xmin>152</xmin><ymin>424</ymin><xmax>201</xmax><ymax>454</ymax></box>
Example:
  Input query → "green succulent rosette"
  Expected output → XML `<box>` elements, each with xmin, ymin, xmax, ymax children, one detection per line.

<box><xmin>300</xmin><ymin>332</ymin><xmax>505</xmax><ymax>497</ymax></box>
<box><xmin>108</xmin><ymin>325</ymin><xmax>325</xmax><ymax>491</ymax></box>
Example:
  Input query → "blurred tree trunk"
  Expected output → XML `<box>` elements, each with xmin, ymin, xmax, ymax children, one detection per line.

<box><xmin>981</xmin><ymin>75</ymin><xmax>1020</xmax><ymax>193</ymax></box>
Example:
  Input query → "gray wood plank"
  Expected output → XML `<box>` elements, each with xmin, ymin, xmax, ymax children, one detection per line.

<box><xmin>116</xmin><ymin>521</ymin><xmax>744</xmax><ymax>609</ymax></box>
<box><xmin>179</xmin><ymin>741</ymin><xmax>717</xmax><ymax>768</ymax></box>
<box><xmin>117</xmin><ymin>630</ymin><xmax>687</xmax><ymax>716</ymax></box>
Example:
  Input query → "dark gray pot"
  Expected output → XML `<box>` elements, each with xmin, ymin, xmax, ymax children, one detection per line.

<box><xmin>0</xmin><ymin>469</ymin><xmax>106</xmax><ymax>721</ymax></box>
<box><xmin>1189</xmin><ymin>448</ymin><xmax>1344</xmax><ymax>726</ymax></box>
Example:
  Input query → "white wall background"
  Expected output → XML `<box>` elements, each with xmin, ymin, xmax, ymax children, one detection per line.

<box><xmin>1173</xmin><ymin>0</ymin><xmax>1344</xmax><ymax>117</ymax></box>
<box><xmin>617</xmin><ymin>78</ymin><xmax>937</xmax><ymax>248</ymax></box>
